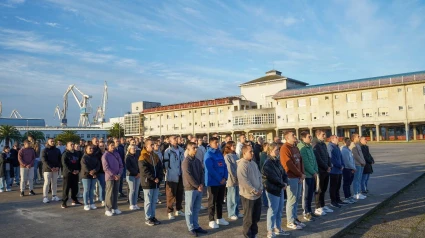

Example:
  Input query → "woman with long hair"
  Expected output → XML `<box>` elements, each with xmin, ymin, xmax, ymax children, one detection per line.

<box><xmin>81</xmin><ymin>145</ymin><xmax>100</xmax><ymax>211</ymax></box>
<box><xmin>126</xmin><ymin>144</ymin><xmax>141</xmax><ymax>210</ymax></box>
<box><xmin>223</xmin><ymin>141</ymin><xmax>242</xmax><ymax>220</ymax></box>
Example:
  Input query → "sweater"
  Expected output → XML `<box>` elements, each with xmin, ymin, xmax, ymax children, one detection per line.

<box><xmin>259</xmin><ymin>152</ymin><xmax>268</xmax><ymax>170</ymax></box>
<box><xmin>350</xmin><ymin>143</ymin><xmax>366</xmax><ymax>166</ymax></box>
<box><xmin>163</xmin><ymin>145</ymin><xmax>184</xmax><ymax>182</ymax></box>
<box><xmin>138</xmin><ymin>148</ymin><xmax>163</xmax><ymax>189</ymax></box>
<box><xmin>204</xmin><ymin>147</ymin><xmax>228</xmax><ymax>187</ymax></box>
<box><xmin>297</xmin><ymin>141</ymin><xmax>318</xmax><ymax>178</ymax></box>
<box><xmin>195</xmin><ymin>145</ymin><xmax>206</xmax><ymax>166</ymax></box>
<box><xmin>237</xmin><ymin>158</ymin><xmax>263</xmax><ymax>200</ymax></box>
<box><xmin>62</xmin><ymin>150</ymin><xmax>81</xmax><ymax>175</ymax></box>
<box><xmin>18</xmin><ymin>148</ymin><xmax>35</xmax><ymax>168</ymax></box>
<box><xmin>262</xmin><ymin>156</ymin><xmax>288</xmax><ymax>197</ymax></box>
<box><xmin>341</xmin><ymin>146</ymin><xmax>356</xmax><ymax>170</ymax></box>
<box><xmin>41</xmin><ymin>145</ymin><xmax>62</xmax><ymax>173</ymax></box>
<box><xmin>102</xmin><ymin>151</ymin><xmax>123</xmax><ymax>181</ymax></box>
<box><xmin>328</xmin><ymin>142</ymin><xmax>345</xmax><ymax>174</ymax></box>
<box><xmin>126</xmin><ymin>153</ymin><xmax>140</xmax><ymax>176</ymax></box>
<box><xmin>280</xmin><ymin>142</ymin><xmax>304</xmax><ymax>178</ymax></box>
<box><xmin>80</xmin><ymin>154</ymin><xmax>100</xmax><ymax>179</ymax></box>
<box><xmin>312</xmin><ymin>138</ymin><xmax>331</xmax><ymax>173</ymax></box>
<box><xmin>182</xmin><ymin>155</ymin><xmax>204</xmax><ymax>191</ymax></box>
<box><xmin>224</xmin><ymin>153</ymin><xmax>238</xmax><ymax>187</ymax></box>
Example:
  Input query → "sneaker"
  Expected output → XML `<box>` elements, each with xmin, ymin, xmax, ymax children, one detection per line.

<box><xmin>129</xmin><ymin>205</ymin><xmax>137</xmax><ymax>211</ymax></box>
<box><xmin>303</xmin><ymin>213</ymin><xmax>315</xmax><ymax>221</ymax></box>
<box><xmin>209</xmin><ymin>221</ymin><xmax>219</xmax><ymax>229</ymax></box>
<box><xmin>188</xmin><ymin>230</ymin><xmax>198</xmax><ymax>237</ymax></box>
<box><xmin>43</xmin><ymin>197</ymin><xmax>50</xmax><ymax>203</ymax></box>
<box><xmin>105</xmin><ymin>210</ymin><xmax>113</xmax><ymax>216</ymax></box>
<box><xmin>90</xmin><ymin>204</ymin><xmax>97</xmax><ymax>210</ymax></box>
<box><xmin>295</xmin><ymin>219</ymin><xmax>306</xmax><ymax>227</ymax></box>
<box><xmin>267</xmin><ymin>231</ymin><xmax>275</xmax><ymax>238</ymax></box>
<box><xmin>355</xmin><ymin>194</ymin><xmax>366</xmax><ymax>200</ymax></box>
<box><xmin>101</xmin><ymin>201</ymin><xmax>105</xmax><ymax>207</ymax></box>
<box><xmin>0</xmin><ymin>189</ymin><xmax>3</xmax><ymax>193</ymax></box>
<box><xmin>119</xmin><ymin>193</ymin><xmax>127</xmax><ymax>198</ymax></box>
<box><xmin>84</xmin><ymin>205</ymin><xmax>90</xmax><ymax>211</ymax></box>
<box><xmin>135</xmin><ymin>205</ymin><xmax>141</xmax><ymax>210</ymax></box>
<box><xmin>195</xmin><ymin>227</ymin><xmax>208</xmax><ymax>234</ymax></box>
<box><xmin>273</xmin><ymin>228</ymin><xmax>290</xmax><ymax>236</ymax></box>
<box><xmin>175</xmin><ymin>210</ymin><xmax>185</xmax><ymax>216</ymax></box>
<box><xmin>338</xmin><ymin>200</ymin><xmax>349</xmax><ymax>205</ymax></box>
<box><xmin>29</xmin><ymin>190</ymin><xmax>36</xmax><ymax>196</ymax></box>
<box><xmin>314</xmin><ymin>208</ymin><xmax>326</xmax><ymax>216</ymax></box>
<box><xmin>72</xmin><ymin>201</ymin><xmax>82</xmax><ymax>206</ymax></box>
<box><xmin>200</xmin><ymin>205</ymin><xmax>207</xmax><ymax>210</ymax></box>
<box><xmin>61</xmin><ymin>203</ymin><xmax>68</xmax><ymax>209</ymax></box>
<box><xmin>362</xmin><ymin>191</ymin><xmax>368</xmax><ymax>194</ymax></box>
<box><xmin>145</xmin><ymin>219</ymin><xmax>155</xmax><ymax>226</ymax></box>
<box><xmin>350</xmin><ymin>197</ymin><xmax>357</xmax><ymax>203</ymax></box>
<box><xmin>287</xmin><ymin>223</ymin><xmax>302</xmax><ymax>230</ymax></box>
<box><xmin>6</xmin><ymin>188</ymin><xmax>11</xmax><ymax>192</ymax></box>
<box><xmin>238</xmin><ymin>213</ymin><xmax>244</xmax><ymax>218</ymax></box>
<box><xmin>330</xmin><ymin>202</ymin><xmax>342</xmax><ymax>208</ymax></box>
<box><xmin>157</xmin><ymin>199</ymin><xmax>162</xmax><ymax>204</ymax></box>
<box><xmin>168</xmin><ymin>213</ymin><xmax>175</xmax><ymax>220</ymax></box>
<box><xmin>323</xmin><ymin>206</ymin><xmax>334</xmax><ymax>213</ymax></box>
<box><xmin>152</xmin><ymin>217</ymin><xmax>161</xmax><ymax>225</ymax></box>
<box><xmin>344</xmin><ymin>198</ymin><xmax>354</xmax><ymax>204</ymax></box>
<box><xmin>51</xmin><ymin>196</ymin><xmax>60</xmax><ymax>202</ymax></box>
<box><xmin>360</xmin><ymin>194</ymin><xmax>367</xmax><ymax>199</ymax></box>
<box><xmin>113</xmin><ymin>209</ymin><xmax>122</xmax><ymax>215</ymax></box>
<box><xmin>216</xmin><ymin>218</ymin><xmax>229</xmax><ymax>226</ymax></box>
<box><xmin>230</xmin><ymin>215</ymin><xmax>238</xmax><ymax>220</ymax></box>
<box><xmin>20</xmin><ymin>191</ymin><xmax>25</xmax><ymax>197</ymax></box>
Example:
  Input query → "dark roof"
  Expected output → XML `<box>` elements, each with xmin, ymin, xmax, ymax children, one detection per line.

<box><xmin>0</xmin><ymin>118</ymin><xmax>46</xmax><ymax>127</ymax></box>
<box><xmin>241</xmin><ymin>74</ymin><xmax>285</xmax><ymax>85</ymax></box>
<box><xmin>273</xmin><ymin>70</ymin><xmax>425</xmax><ymax>99</ymax></box>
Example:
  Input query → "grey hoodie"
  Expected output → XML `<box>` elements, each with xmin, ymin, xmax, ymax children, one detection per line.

<box><xmin>163</xmin><ymin>145</ymin><xmax>185</xmax><ymax>182</ymax></box>
<box><xmin>237</xmin><ymin>158</ymin><xmax>263</xmax><ymax>200</ymax></box>
<box><xmin>224</xmin><ymin>153</ymin><xmax>238</xmax><ymax>187</ymax></box>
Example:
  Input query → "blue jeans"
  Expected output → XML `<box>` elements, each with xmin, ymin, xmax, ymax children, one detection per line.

<box><xmin>82</xmin><ymin>178</ymin><xmax>96</xmax><ymax>205</ymax></box>
<box><xmin>353</xmin><ymin>166</ymin><xmax>364</xmax><ymax>195</ymax></box>
<box><xmin>119</xmin><ymin>166</ymin><xmax>125</xmax><ymax>194</ymax></box>
<box><xmin>144</xmin><ymin>188</ymin><xmax>159</xmax><ymax>220</ymax></box>
<box><xmin>266</xmin><ymin>191</ymin><xmax>285</xmax><ymax>232</ymax></box>
<box><xmin>262</xmin><ymin>188</ymin><xmax>268</xmax><ymax>207</ymax></box>
<box><xmin>97</xmin><ymin>173</ymin><xmax>106</xmax><ymax>202</ymax></box>
<box><xmin>227</xmin><ymin>186</ymin><xmax>240</xmax><ymax>217</ymax></box>
<box><xmin>361</xmin><ymin>173</ymin><xmax>370</xmax><ymax>192</ymax></box>
<box><xmin>286</xmin><ymin>178</ymin><xmax>302</xmax><ymax>224</ymax></box>
<box><xmin>185</xmin><ymin>190</ymin><xmax>202</xmax><ymax>231</ymax></box>
<box><xmin>13</xmin><ymin>167</ymin><xmax>20</xmax><ymax>185</ymax></box>
<box><xmin>33</xmin><ymin>160</ymin><xmax>40</xmax><ymax>181</ymax></box>
<box><xmin>127</xmin><ymin>176</ymin><xmax>140</xmax><ymax>206</ymax></box>
<box><xmin>0</xmin><ymin>170</ymin><xmax>12</xmax><ymax>190</ymax></box>
<box><xmin>302</xmin><ymin>177</ymin><xmax>315</xmax><ymax>214</ymax></box>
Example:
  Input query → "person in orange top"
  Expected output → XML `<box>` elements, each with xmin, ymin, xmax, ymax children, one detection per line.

<box><xmin>280</xmin><ymin>131</ymin><xmax>306</xmax><ymax>231</ymax></box>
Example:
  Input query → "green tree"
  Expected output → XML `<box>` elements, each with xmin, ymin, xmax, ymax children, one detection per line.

<box><xmin>23</xmin><ymin>130</ymin><xmax>46</xmax><ymax>142</ymax></box>
<box><xmin>108</xmin><ymin>123</ymin><xmax>124</xmax><ymax>138</ymax></box>
<box><xmin>0</xmin><ymin>125</ymin><xmax>22</xmax><ymax>147</ymax></box>
<box><xmin>55</xmin><ymin>130</ymin><xmax>81</xmax><ymax>144</ymax></box>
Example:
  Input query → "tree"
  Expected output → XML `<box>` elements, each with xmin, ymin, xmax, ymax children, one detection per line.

<box><xmin>0</xmin><ymin>125</ymin><xmax>22</xmax><ymax>147</ymax></box>
<box><xmin>55</xmin><ymin>130</ymin><xmax>81</xmax><ymax>144</ymax></box>
<box><xmin>23</xmin><ymin>130</ymin><xmax>46</xmax><ymax>142</ymax></box>
<box><xmin>108</xmin><ymin>123</ymin><xmax>124</xmax><ymax>138</ymax></box>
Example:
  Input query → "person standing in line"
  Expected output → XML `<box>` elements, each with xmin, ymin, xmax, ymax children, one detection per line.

<box><xmin>10</xmin><ymin>143</ymin><xmax>20</xmax><ymax>187</ymax></box>
<box><xmin>81</xmin><ymin>145</ymin><xmax>100</xmax><ymax>211</ymax></box>
<box><xmin>163</xmin><ymin>135</ymin><xmax>185</xmax><ymax>220</ymax></box>
<box><xmin>93</xmin><ymin>138</ymin><xmax>106</xmax><ymax>206</ymax></box>
<box><xmin>253</xmin><ymin>137</ymin><xmax>263</xmax><ymax>168</ymax></box>
<box><xmin>0</xmin><ymin>146</ymin><xmax>14</xmax><ymax>192</ymax></box>
<box><xmin>18</xmin><ymin>140</ymin><xmax>36</xmax><ymax>197</ymax></box>
<box><xmin>220</xmin><ymin>135</ymin><xmax>232</xmax><ymax>153</ymax></box>
<box><xmin>238</xmin><ymin>145</ymin><xmax>263</xmax><ymax>238</ymax></box>
<box><xmin>223</xmin><ymin>141</ymin><xmax>243</xmax><ymax>221</ymax></box>
<box><xmin>341</xmin><ymin>138</ymin><xmax>356</xmax><ymax>204</ymax></box>
<box><xmin>297</xmin><ymin>132</ymin><xmax>319</xmax><ymax>221</ymax></box>
<box><xmin>262</xmin><ymin>142</ymin><xmax>290</xmax><ymax>237</ymax></box>
<box><xmin>312</xmin><ymin>130</ymin><xmax>333</xmax><ymax>216</ymax></box>
<box><xmin>204</xmin><ymin>137</ymin><xmax>229</xmax><ymax>229</ymax></box>
<box><xmin>195</xmin><ymin>137</ymin><xmax>207</xmax><ymax>211</ymax></box>
<box><xmin>139</xmin><ymin>139</ymin><xmax>163</xmax><ymax>225</ymax></box>
<box><xmin>350</xmin><ymin>134</ymin><xmax>367</xmax><ymax>200</ymax></box>
<box><xmin>327</xmin><ymin>135</ymin><xmax>347</xmax><ymax>208</ymax></box>
<box><xmin>259</xmin><ymin>142</ymin><xmax>270</xmax><ymax>208</ymax></box>
<box><xmin>235</xmin><ymin>134</ymin><xmax>247</xmax><ymax>159</ymax></box>
<box><xmin>74</xmin><ymin>143</ymin><xmax>83</xmax><ymax>198</ymax></box>
<box><xmin>115</xmin><ymin>138</ymin><xmax>126</xmax><ymax>198</ymax></box>
<box><xmin>281</xmin><ymin>131</ymin><xmax>306</xmax><ymax>230</ymax></box>
<box><xmin>360</xmin><ymin>137</ymin><xmax>374</xmax><ymax>194</ymax></box>
<box><xmin>102</xmin><ymin>141</ymin><xmax>123</xmax><ymax>216</ymax></box>
<box><xmin>126</xmin><ymin>144</ymin><xmax>141</xmax><ymax>211</ymax></box>
<box><xmin>32</xmin><ymin>141</ymin><xmax>42</xmax><ymax>185</ymax></box>
<box><xmin>182</xmin><ymin>142</ymin><xmax>208</xmax><ymax>236</ymax></box>
<box><xmin>41</xmin><ymin>138</ymin><xmax>62</xmax><ymax>203</ymax></box>
<box><xmin>61</xmin><ymin>142</ymin><xmax>82</xmax><ymax>208</ymax></box>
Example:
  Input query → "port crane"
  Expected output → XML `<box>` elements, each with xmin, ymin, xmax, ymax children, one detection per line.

<box><xmin>58</xmin><ymin>84</ymin><xmax>93</xmax><ymax>127</ymax></box>
<box><xmin>93</xmin><ymin>81</ymin><xmax>108</xmax><ymax>124</ymax></box>
<box><xmin>10</xmin><ymin>109</ymin><xmax>23</xmax><ymax>118</ymax></box>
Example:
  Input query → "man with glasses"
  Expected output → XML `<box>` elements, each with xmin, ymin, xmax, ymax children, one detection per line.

<box><xmin>41</xmin><ymin>138</ymin><xmax>62</xmax><ymax>203</ymax></box>
<box><xmin>61</xmin><ymin>141</ymin><xmax>82</xmax><ymax>208</ymax></box>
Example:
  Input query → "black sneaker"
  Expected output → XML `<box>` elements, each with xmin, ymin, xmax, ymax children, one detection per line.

<box><xmin>29</xmin><ymin>190</ymin><xmax>36</xmax><ymax>196</ymax></box>
<box><xmin>195</xmin><ymin>227</ymin><xmax>208</xmax><ymax>234</ymax></box>
<box><xmin>330</xmin><ymin>202</ymin><xmax>342</xmax><ymax>208</ymax></box>
<box><xmin>61</xmin><ymin>203</ymin><xmax>68</xmax><ymax>209</ymax></box>
<box><xmin>145</xmin><ymin>219</ymin><xmax>155</xmax><ymax>226</ymax></box>
<box><xmin>20</xmin><ymin>191</ymin><xmax>25</xmax><ymax>197</ymax></box>
<box><xmin>119</xmin><ymin>193</ymin><xmax>127</xmax><ymax>198</ymax></box>
<box><xmin>189</xmin><ymin>230</ymin><xmax>198</xmax><ymax>237</ymax></box>
<box><xmin>311</xmin><ymin>213</ymin><xmax>320</xmax><ymax>218</ymax></box>
<box><xmin>152</xmin><ymin>217</ymin><xmax>161</xmax><ymax>225</ymax></box>
<box><xmin>72</xmin><ymin>201</ymin><xmax>83</xmax><ymax>206</ymax></box>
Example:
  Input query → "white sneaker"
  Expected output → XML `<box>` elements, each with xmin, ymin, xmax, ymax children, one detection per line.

<box><xmin>105</xmin><ymin>210</ymin><xmax>113</xmax><ymax>216</ymax></box>
<box><xmin>314</xmin><ymin>208</ymin><xmax>326</xmax><ymax>216</ymax></box>
<box><xmin>134</xmin><ymin>205</ymin><xmax>141</xmax><ymax>210</ymax></box>
<box><xmin>355</xmin><ymin>194</ymin><xmax>366</xmax><ymax>200</ymax></box>
<box><xmin>200</xmin><ymin>205</ymin><xmax>207</xmax><ymax>210</ymax></box>
<box><xmin>84</xmin><ymin>205</ymin><xmax>90</xmax><ymax>211</ymax></box>
<box><xmin>101</xmin><ymin>201</ymin><xmax>105</xmax><ymax>207</ymax></box>
<box><xmin>273</xmin><ymin>228</ymin><xmax>290</xmax><ymax>236</ymax></box>
<box><xmin>90</xmin><ymin>204</ymin><xmax>97</xmax><ymax>210</ymax></box>
<box><xmin>113</xmin><ymin>209</ymin><xmax>122</xmax><ymax>215</ymax></box>
<box><xmin>129</xmin><ymin>205</ymin><xmax>137</xmax><ymax>211</ymax></box>
<box><xmin>238</xmin><ymin>213</ymin><xmax>244</xmax><ymax>218</ymax></box>
<box><xmin>0</xmin><ymin>189</ymin><xmax>4</xmax><ymax>193</ymax></box>
<box><xmin>287</xmin><ymin>223</ymin><xmax>302</xmax><ymax>230</ymax></box>
<box><xmin>175</xmin><ymin>210</ymin><xmax>185</xmax><ymax>216</ymax></box>
<box><xmin>168</xmin><ymin>213</ymin><xmax>175</xmax><ymax>220</ymax></box>
<box><xmin>267</xmin><ymin>231</ymin><xmax>276</xmax><ymax>238</ymax></box>
<box><xmin>216</xmin><ymin>218</ymin><xmax>229</xmax><ymax>226</ymax></box>
<box><xmin>230</xmin><ymin>215</ymin><xmax>238</xmax><ymax>220</ymax></box>
<box><xmin>43</xmin><ymin>197</ymin><xmax>50</xmax><ymax>203</ymax></box>
<box><xmin>51</xmin><ymin>196</ymin><xmax>61</xmax><ymax>202</ymax></box>
<box><xmin>209</xmin><ymin>221</ymin><xmax>219</xmax><ymax>229</ymax></box>
<box><xmin>360</xmin><ymin>194</ymin><xmax>367</xmax><ymax>199</ymax></box>
<box><xmin>323</xmin><ymin>206</ymin><xmax>334</xmax><ymax>213</ymax></box>
<box><xmin>6</xmin><ymin>188</ymin><xmax>11</xmax><ymax>192</ymax></box>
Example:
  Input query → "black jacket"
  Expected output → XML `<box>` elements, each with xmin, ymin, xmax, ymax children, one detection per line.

<box><xmin>138</xmin><ymin>148</ymin><xmax>163</xmax><ymax>189</ymax></box>
<box><xmin>253</xmin><ymin>143</ymin><xmax>263</xmax><ymax>167</ymax></box>
<box><xmin>62</xmin><ymin>150</ymin><xmax>81</xmax><ymax>175</ymax></box>
<box><xmin>1</xmin><ymin>152</ymin><xmax>15</xmax><ymax>178</ymax></box>
<box><xmin>41</xmin><ymin>145</ymin><xmax>62</xmax><ymax>173</ymax></box>
<box><xmin>92</xmin><ymin>146</ymin><xmax>104</xmax><ymax>174</ymax></box>
<box><xmin>80</xmin><ymin>154</ymin><xmax>100</xmax><ymax>179</ymax></box>
<box><xmin>312</xmin><ymin>138</ymin><xmax>331</xmax><ymax>173</ymax></box>
<box><xmin>262</xmin><ymin>156</ymin><xmax>288</xmax><ymax>197</ymax></box>
<box><xmin>10</xmin><ymin>148</ymin><xmax>19</xmax><ymax>167</ymax></box>
<box><xmin>361</xmin><ymin>145</ymin><xmax>375</xmax><ymax>174</ymax></box>
<box><xmin>126</xmin><ymin>153</ymin><xmax>139</xmax><ymax>176</ymax></box>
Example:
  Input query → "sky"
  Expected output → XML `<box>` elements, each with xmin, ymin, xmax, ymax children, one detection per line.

<box><xmin>0</xmin><ymin>0</ymin><xmax>424</xmax><ymax>126</ymax></box>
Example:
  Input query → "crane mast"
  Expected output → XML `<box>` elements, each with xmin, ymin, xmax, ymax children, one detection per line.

<box><xmin>93</xmin><ymin>81</ymin><xmax>108</xmax><ymax>124</ymax></box>
<box><xmin>57</xmin><ymin>84</ymin><xmax>93</xmax><ymax>127</ymax></box>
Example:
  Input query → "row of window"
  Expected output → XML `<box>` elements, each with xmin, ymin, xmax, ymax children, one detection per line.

<box><xmin>45</xmin><ymin>134</ymin><xmax>106</xmax><ymax>139</ymax></box>
<box><xmin>233</xmin><ymin>114</ymin><xmax>275</xmax><ymax>126</ymax></box>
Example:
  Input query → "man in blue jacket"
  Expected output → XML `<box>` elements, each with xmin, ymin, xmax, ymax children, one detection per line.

<box><xmin>327</xmin><ymin>135</ymin><xmax>346</xmax><ymax>208</ymax></box>
<box><xmin>204</xmin><ymin>137</ymin><xmax>229</xmax><ymax>229</ymax></box>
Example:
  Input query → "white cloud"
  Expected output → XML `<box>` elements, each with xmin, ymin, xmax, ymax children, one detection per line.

<box><xmin>0</xmin><ymin>0</ymin><xmax>25</xmax><ymax>7</ymax></box>
<box><xmin>15</xmin><ymin>16</ymin><xmax>39</xmax><ymax>24</ymax></box>
<box><xmin>45</xmin><ymin>22</ymin><xmax>59</xmax><ymax>27</ymax></box>
<box><xmin>125</xmin><ymin>46</ymin><xmax>144</xmax><ymax>51</ymax></box>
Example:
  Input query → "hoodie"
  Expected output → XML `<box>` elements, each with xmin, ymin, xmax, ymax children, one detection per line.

<box><xmin>61</xmin><ymin>150</ymin><xmax>81</xmax><ymax>175</ymax></box>
<box><xmin>163</xmin><ymin>145</ymin><xmax>184</xmax><ymax>183</ymax></box>
<box><xmin>102</xmin><ymin>150</ymin><xmax>123</xmax><ymax>181</ymax></box>
<box><xmin>41</xmin><ymin>145</ymin><xmax>62</xmax><ymax>173</ymax></box>
<box><xmin>237</xmin><ymin>158</ymin><xmax>263</xmax><ymax>200</ymax></box>
<box><xmin>297</xmin><ymin>141</ymin><xmax>318</xmax><ymax>178</ymax></box>
<box><xmin>204</xmin><ymin>147</ymin><xmax>228</xmax><ymax>187</ymax></box>
<box><xmin>328</xmin><ymin>142</ymin><xmax>344</xmax><ymax>174</ymax></box>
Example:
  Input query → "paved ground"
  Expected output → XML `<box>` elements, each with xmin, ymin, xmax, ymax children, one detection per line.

<box><xmin>343</xmin><ymin>174</ymin><xmax>425</xmax><ymax>238</ymax></box>
<box><xmin>0</xmin><ymin>143</ymin><xmax>424</xmax><ymax>238</ymax></box>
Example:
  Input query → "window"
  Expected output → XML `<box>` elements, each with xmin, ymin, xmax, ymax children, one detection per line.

<box><xmin>87</xmin><ymin>134</ymin><xmax>90</xmax><ymax>139</ymax></box>
<box><xmin>218</xmin><ymin>120</ymin><xmax>225</xmax><ymax>127</ymax></box>
<box><xmin>209</xmin><ymin>122</ymin><xmax>215</xmax><ymax>127</ymax></box>
<box><xmin>334</xmin><ymin>95</ymin><xmax>339</xmax><ymax>99</ymax></box>
<box><xmin>310</xmin><ymin>97</ymin><xmax>318</xmax><ymax>106</ymax></box>
<box><xmin>347</xmin><ymin>94</ymin><xmax>357</xmax><ymax>103</ymax></box>
<box><xmin>209</xmin><ymin>109</ymin><xmax>215</xmax><ymax>115</ymax></box>
<box><xmin>326</xmin><ymin>112</ymin><xmax>330</xmax><ymax>116</ymax></box>
<box><xmin>298</xmin><ymin>99</ymin><xmax>306</xmax><ymax>107</ymax></box>
<box><xmin>219</xmin><ymin>108</ymin><xmax>224</xmax><ymax>114</ymax></box>
<box><xmin>398</xmin><ymin>88</ymin><xmax>402</xmax><ymax>92</ymax></box>
<box><xmin>378</xmin><ymin>107</ymin><xmax>389</xmax><ymax>116</ymax></box>
<box><xmin>287</xmin><ymin>115</ymin><xmax>295</xmax><ymax>123</ymax></box>
<box><xmin>377</xmin><ymin>90</ymin><xmax>388</xmax><ymax>99</ymax></box>
<box><xmin>174</xmin><ymin>113</ymin><xmax>178</xmax><ymax>118</ymax></box>
<box><xmin>361</xmin><ymin>92</ymin><xmax>372</xmax><ymax>101</ymax></box>
<box><xmin>299</xmin><ymin>114</ymin><xmax>307</xmax><ymax>122</ymax></box>
<box><xmin>362</xmin><ymin>108</ymin><xmax>373</xmax><ymax>117</ymax></box>
<box><xmin>407</xmin><ymin>88</ymin><xmax>413</xmax><ymax>92</ymax></box>
<box><xmin>286</xmin><ymin>100</ymin><xmax>294</xmax><ymax>108</ymax></box>
<box><xmin>136</xmin><ymin>106</ymin><xmax>139</xmax><ymax>110</ymax></box>
<box><xmin>232</xmin><ymin>114</ymin><xmax>275</xmax><ymax>126</ymax></box>
<box><xmin>348</xmin><ymin>110</ymin><xmax>358</xmax><ymax>118</ymax></box>
<box><xmin>181</xmin><ymin>124</ymin><xmax>186</xmax><ymax>130</ymax></box>
<box><xmin>166</xmin><ymin>114</ymin><xmax>170</xmax><ymax>119</ymax></box>
<box><xmin>311</xmin><ymin>113</ymin><xmax>319</xmax><ymax>121</ymax></box>
<box><xmin>181</xmin><ymin>112</ymin><xmax>185</xmax><ymax>117</ymax></box>
<box><xmin>408</xmin><ymin>105</ymin><xmax>413</xmax><ymax>110</ymax></box>
<box><xmin>201</xmin><ymin>109</ymin><xmax>207</xmax><ymax>116</ymax></box>
<box><xmin>46</xmin><ymin>134</ymin><xmax>50</xmax><ymax>138</ymax></box>
<box><xmin>399</xmin><ymin>106</ymin><xmax>404</xmax><ymax>110</ymax></box>
<box><xmin>325</xmin><ymin>96</ymin><xmax>329</xmax><ymax>100</ymax></box>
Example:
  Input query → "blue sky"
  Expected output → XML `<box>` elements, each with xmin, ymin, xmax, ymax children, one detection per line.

<box><xmin>0</xmin><ymin>0</ymin><xmax>424</xmax><ymax>126</ymax></box>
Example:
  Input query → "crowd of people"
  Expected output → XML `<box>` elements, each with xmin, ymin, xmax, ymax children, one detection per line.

<box><xmin>0</xmin><ymin>130</ymin><xmax>375</xmax><ymax>238</ymax></box>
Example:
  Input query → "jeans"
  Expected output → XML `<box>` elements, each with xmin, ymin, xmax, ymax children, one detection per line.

<box><xmin>266</xmin><ymin>191</ymin><xmax>285</xmax><ymax>232</ymax></box>
<box><xmin>105</xmin><ymin>180</ymin><xmax>119</xmax><ymax>211</ymax></box>
<box><xmin>227</xmin><ymin>186</ymin><xmax>240</xmax><ymax>217</ymax></box>
<box><xmin>20</xmin><ymin>167</ymin><xmax>34</xmax><ymax>192</ymax></box>
<box><xmin>342</xmin><ymin>169</ymin><xmax>354</xmax><ymax>199</ymax></box>
<box><xmin>207</xmin><ymin>185</ymin><xmax>225</xmax><ymax>221</ymax></box>
<box><xmin>302</xmin><ymin>177</ymin><xmax>315</xmax><ymax>214</ymax></box>
<box><xmin>286</xmin><ymin>178</ymin><xmax>302</xmax><ymax>224</ymax></box>
<box><xmin>361</xmin><ymin>173</ymin><xmax>370</xmax><ymax>192</ymax></box>
<box><xmin>127</xmin><ymin>176</ymin><xmax>140</xmax><ymax>206</ymax></box>
<box><xmin>96</xmin><ymin>173</ymin><xmax>106</xmax><ymax>202</ymax></box>
<box><xmin>144</xmin><ymin>188</ymin><xmax>159</xmax><ymax>220</ymax></box>
<box><xmin>241</xmin><ymin>196</ymin><xmax>262</xmax><ymax>238</ymax></box>
<box><xmin>185</xmin><ymin>190</ymin><xmax>202</xmax><ymax>231</ymax></box>
<box><xmin>315</xmin><ymin>172</ymin><xmax>329</xmax><ymax>209</ymax></box>
<box><xmin>43</xmin><ymin>171</ymin><xmax>59</xmax><ymax>197</ymax></box>
<box><xmin>353</xmin><ymin>166</ymin><xmax>364</xmax><ymax>195</ymax></box>
<box><xmin>262</xmin><ymin>188</ymin><xmax>268</xmax><ymax>207</ymax></box>
<box><xmin>13</xmin><ymin>167</ymin><xmax>20</xmax><ymax>185</ymax></box>
<box><xmin>82</xmin><ymin>178</ymin><xmax>96</xmax><ymax>205</ymax></box>
<box><xmin>0</xmin><ymin>170</ymin><xmax>12</xmax><ymax>190</ymax></box>
<box><xmin>33</xmin><ymin>160</ymin><xmax>40</xmax><ymax>181</ymax></box>
<box><xmin>119</xmin><ymin>167</ymin><xmax>125</xmax><ymax>194</ymax></box>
